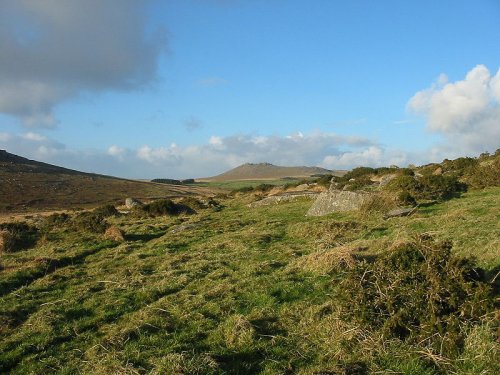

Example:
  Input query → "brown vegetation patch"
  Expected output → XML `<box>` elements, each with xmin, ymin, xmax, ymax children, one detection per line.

<box><xmin>292</xmin><ymin>245</ymin><xmax>357</xmax><ymax>274</ymax></box>
<box><xmin>104</xmin><ymin>226</ymin><xmax>125</xmax><ymax>242</ymax></box>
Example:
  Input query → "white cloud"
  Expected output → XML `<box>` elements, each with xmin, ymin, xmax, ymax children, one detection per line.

<box><xmin>407</xmin><ymin>65</ymin><xmax>500</xmax><ymax>153</ymax></box>
<box><xmin>22</xmin><ymin>132</ymin><xmax>48</xmax><ymax>142</ymax></box>
<box><xmin>0</xmin><ymin>132</ymin><xmax>65</xmax><ymax>160</ymax></box>
<box><xmin>209</xmin><ymin>136</ymin><xmax>223</xmax><ymax>147</ymax></box>
<box><xmin>0</xmin><ymin>130</ymin><xmax>383</xmax><ymax>178</ymax></box>
<box><xmin>0</xmin><ymin>0</ymin><xmax>166</xmax><ymax>127</ymax></box>
<box><xmin>322</xmin><ymin>146</ymin><xmax>409</xmax><ymax>169</ymax></box>
<box><xmin>107</xmin><ymin>145</ymin><xmax>126</xmax><ymax>160</ymax></box>
<box><xmin>136</xmin><ymin>145</ymin><xmax>180</xmax><ymax>165</ymax></box>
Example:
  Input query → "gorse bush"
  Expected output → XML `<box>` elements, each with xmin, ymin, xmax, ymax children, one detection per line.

<box><xmin>358</xmin><ymin>193</ymin><xmax>399</xmax><ymax>215</ymax></box>
<box><xmin>343</xmin><ymin>167</ymin><xmax>376</xmax><ymax>180</ymax></box>
<box><xmin>231</xmin><ymin>183</ymin><xmax>275</xmax><ymax>195</ymax></box>
<box><xmin>397</xmin><ymin>190</ymin><xmax>417</xmax><ymax>206</ymax></box>
<box><xmin>42</xmin><ymin>212</ymin><xmax>70</xmax><ymax>228</ymax></box>
<box><xmin>93</xmin><ymin>204</ymin><xmax>119</xmax><ymax>218</ymax></box>
<box><xmin>342</xmin><ymin>175</ymin><xmax>373</xmax><ymax>191</ymax></box>
<box><xmin>339</xmin><ymin>235</ymin><xmax>493</xmax><ymax>357</ymax></box>
<box><xmin>72</xmin><ymin>212</ymin><xmax>108</xmax><ymax>233</ymax></box>
<box><xmin>416</xmin><ymin>174</ymin><xmax>466</xmax><ymax>200</ymax></box>
<box><xmin>385</xmin><ymin>174</ymin><xmax>466</xmax><ymax>201</ymax></box>
<box><xmin>463</xmin><ymin>156</ymin><xmax>500</xmax><ymax>189</ymax></box>
<box><xmin>0</xmin><ymin>222</ymin><xmax>39</xmax><ymax>252</ymax></box>
<box><xmin>178</xmin><ymin>197</ymin><xmax>206</xmax><ymax>210</ymax></box>
<box><xmin>314</xmin><ymin>174</ymin><xmax>334</xmax><ymax>187</ymax></box>
<box><xmin>139</xmin><ymin>199</ymin><xmax>195</xmax><ymax>217</ymax></box>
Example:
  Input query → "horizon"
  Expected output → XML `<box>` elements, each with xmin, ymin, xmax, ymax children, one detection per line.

<box><xmin>1</xmin><ymin>0</ymin><xmax>499</xmax><ymax>179</ymax></box>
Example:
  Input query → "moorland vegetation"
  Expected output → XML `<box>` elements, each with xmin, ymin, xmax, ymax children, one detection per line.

<box><xmin>0</xmin><ymin>151</ymin><xmax>499</xmax><ymax>374</ymax></box>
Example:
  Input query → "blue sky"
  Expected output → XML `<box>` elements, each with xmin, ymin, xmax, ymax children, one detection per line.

<box><xmin>1</xmin><ymin>0</ymin><xmax>499</xmax><ymax>178</ymax></box>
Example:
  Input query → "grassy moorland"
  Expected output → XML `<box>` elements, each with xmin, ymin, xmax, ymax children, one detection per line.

<box><xmin>0</xmin><ymin>150</ymin><xmax>214</xmax><ymax>213</ymax></box>
<box><xmin>0</xmin><ymin>156</ymin><xmax>499</xmax><ymax>374</ymax></box>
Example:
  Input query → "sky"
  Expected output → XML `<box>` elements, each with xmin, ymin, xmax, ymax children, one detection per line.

<box><xmin>0</xmin><ymin>0</ymin><xmax>499</xmax><ymax>179</ymax></box>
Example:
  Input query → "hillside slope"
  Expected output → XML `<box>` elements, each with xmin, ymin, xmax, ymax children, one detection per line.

<box><xmin>202</xmin><ymin>162</ymin><xmax>345</xmax><ymax>181</ymax></box>
<box><xmin>0</xmin><ymin>184</ymin><xmax>497</xmax><ymax>373</ymax></box>
<box><xmin>0</xmin><ymin>150</ymin><xmax>213</xmax><ymax>212</ymax></box>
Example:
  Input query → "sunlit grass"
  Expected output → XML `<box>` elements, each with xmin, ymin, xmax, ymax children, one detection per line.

<box><xmin>0</xmin><ymin>187</ymin><xmax>498</xmax><ymax>373</ymax></box>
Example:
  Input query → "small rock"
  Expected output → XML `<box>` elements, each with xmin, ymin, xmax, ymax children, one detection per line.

<box><xmin>125</xmin><ymin>197</ymin><xmax>143</xmax><ymax>209</ymax></box>
<box><xmin>383</xmin><ymin>207</ymin><xmax>417</xmax><ymax>219</ymax></box>
<box><xmin>433</xmin><ymin>167</ymin><xmax>443</xmax><ymax>175</ymax></box>
<box><xmin>104</xmin><ymin>226</ymin><xmax>125</xmax><ymax>242</ymax></box>
<box><xmin>378</xmin><ymin>174</ymin><xmax>397</xmax><ymax>188</ymax></box>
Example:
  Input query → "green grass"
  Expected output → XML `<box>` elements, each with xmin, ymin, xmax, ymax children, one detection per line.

<box><xmin>0</xmin><ymin>187</ymin><xmax>498</xmax><ymax>374</ymax></box>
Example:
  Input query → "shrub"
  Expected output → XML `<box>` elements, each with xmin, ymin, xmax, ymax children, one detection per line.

<box><xmin>93</xmin><ymin>204</ymin><xmax>119</xmax><ymax>217</ymax></box>
<box><xmin>339</xmin><ymin>236</ymin><xmax>493</xmax><ymax>356</ymax></box>
<box><xmin>72</xmin><ymin>212</ymin><xmax>108</xmax><ymax>233</ymax></box>
<box><xmin>43</xmin><ymin>212</ymin><xmax>70</xmax><ymax>227</ymax></box>
<box><xmin>315</xmin><ymin>174</ymin><xmax>334</xmax><ymax>187</ymax></box>
<box><xmin>231</xmin><ymin>186</ymin><xmax>254</xmax><ymax>194</ymax></box>
<box><xmin>0</xmin><ymin>222</ymin><xmax>39</xmax><ymax>252</ymax></box>
<box><xmin>385</xmin><ymin>174</ymin><xmax>466</xmax><ymax>201</ymax></box>
<box><xmin>253</xmin><ymin>183</ymin><xmax>275</xmax><ymax>192</ymax></box>
<box><xmin>343</xmin><ymin>167</ymin><xmax>375</xmax><ymax>180</ymax></box>
<box><xmin>140</xmin><ymin>199</ymin><xmax>195</xmax><ymax>217</ymax></box>
<box><xmin>358</xmin><ymin>193</ymin><xmax>399</xmax><ymax>215</ymax></box>
<box><xmin>343</xmin><ymin>175</ymin><xmax>374</xmax><ymax>191</ymax></box>
<box><xmin>442</xmin><ymin>157</ymin><xmax>478</xmax><ymax>174</ymax></box>
<box><xmin>417</xmin><ymin>174</ymin><xmax>467</xmax><ymax>200</ymax></box>
<box><xmin>397</xmin><ymin>190</ymin><xmax>417</xmax><ymax>206</ymax></box>
<box><xmin>463</xmin><ymin>157</ymin><xmax>500</xmax><ymax>189</ymax></box>
<box><xmin>397</xmin><ymin>168</ymin><xmax>415</xmax><ymax>176</ymax></box>
<box><xmin>178</xmin><ymin>197</ymin><xmax>205</xmax><ymax>210</ymax></box>
<box><xmin>385</xmin><ymin>175</ymin><xmax>418</xmax><ymax>193</ymax></box>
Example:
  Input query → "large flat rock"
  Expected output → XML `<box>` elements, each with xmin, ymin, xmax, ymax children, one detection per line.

<box><xmin>306</xmin><ymin>190</ymin><xmax>371</xmax><ymax>216</ymax></box>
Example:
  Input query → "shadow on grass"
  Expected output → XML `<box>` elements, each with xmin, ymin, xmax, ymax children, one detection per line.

<box><xmin>0</xmin><ymin>242</ymin><xmax>119</xmax><ymax>297</ymax></box>
<box><xmin>124</xmin><ymin>232</ymin><xmax>165</xmax><ymax>242</ymax></box>
<box><xmin>214</xmin><ymin>350</ymin><xmax>265</xmax><ymax>374</ymax></box>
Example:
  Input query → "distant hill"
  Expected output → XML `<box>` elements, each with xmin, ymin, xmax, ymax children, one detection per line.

<box><xmin>201</xmin><ymin>162</ymin><xmax>346</xmax><ymax>181</ymax></box>
<box><xmin>0</xmin><ymin>150</ymin><xmax>213</xmax><ymax>212</ymax></box>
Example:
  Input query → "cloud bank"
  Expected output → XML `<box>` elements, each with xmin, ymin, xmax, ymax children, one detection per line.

<box><xmin>0</xmin><ymin>0</ymin><xmax>166</xmax><ymax>127</ymax></box>
<box><xmin>1</xmin><ymin>131</ymin><xmax>398</xmax><ymax>178</ymax></box>
<box><xmin>408</xmin><ymin>64</ymin><xmax>500</xmax><ymax>155</ymax></box>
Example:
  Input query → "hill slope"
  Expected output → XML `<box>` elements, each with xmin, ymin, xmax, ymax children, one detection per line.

<box><xmin>0</xmin><ymin>150</ymin><xmax>213</xmax><ymax>212</ymax></box>
<box><xmin>202</xmin><ymin>162</ymin><xmax>345</xmax><ymax>181</ymax></box>
<box><xmin>0</xmin><ymin>184</ymin><xmax>497</xmax><ymax>373</ymax></box>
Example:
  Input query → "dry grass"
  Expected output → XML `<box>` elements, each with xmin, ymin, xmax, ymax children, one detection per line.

<box><xmin>0</xmin><ymin>187</ymin><xmax>498</xmax><ymax>374</ymax></box>
<box><xmin>291</xmin><ymin>245</ymin><xmax>357</xmax><ymax>274</ymax></box>
<box><xmin>358</xmin><ymin>191</ymin><xmax>400</xmax><ymax>216</ymax></box>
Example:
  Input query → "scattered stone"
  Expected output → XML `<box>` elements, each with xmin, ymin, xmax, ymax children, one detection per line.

<box><xmin>104</xmin><ymin>226</ymin><xmax>125</xmax><ymax>242</ymax></box>
<box><xmin>433</xmin><ymin>167</ymin><xmax>443</xmax><ymax>175</ymax></box>
<box><xmin>306</xmin><ymin>189</ymin><xmax>371</xmax><ymax>216</ymax></box>
<box><xmin>125</xmin><ymin>197</ymin><xmax>143</xmax><ymax>209</ymax></box>
<box><xmin>248</xmin><ymin>192</ymin><xmax>319</xmax><ymax>208</ymax></box>
<box><xmin>383</xmin><ymin>206</ymin><xmax>418</xmax><ymax>219</ymax></box>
